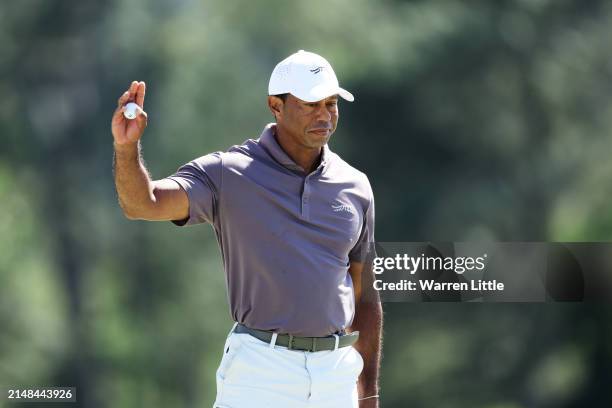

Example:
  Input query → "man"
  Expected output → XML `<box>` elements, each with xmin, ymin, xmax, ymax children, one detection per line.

<box><xmin>112</xmin><ymin>50</ymin><xmax>382</xmax><ymax>407</ymax></box>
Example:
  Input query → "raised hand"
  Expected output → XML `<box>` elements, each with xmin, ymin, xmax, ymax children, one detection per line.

<box><xmin>111</xmin><ymin>81</ymin><xmax>148</xmax><ymax>146</ymax></box>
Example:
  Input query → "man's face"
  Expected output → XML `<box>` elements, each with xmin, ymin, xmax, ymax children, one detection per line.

<box><xmin>270</xmin><ymin>94</ymin><xmax>339</xmax><ymax>149</ymax></box>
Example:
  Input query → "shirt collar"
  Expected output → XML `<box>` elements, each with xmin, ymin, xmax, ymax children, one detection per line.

<box><xmin>259</xmin><ymin>123</ymin><xmax>330</xmax><ymax>174</ymax></box>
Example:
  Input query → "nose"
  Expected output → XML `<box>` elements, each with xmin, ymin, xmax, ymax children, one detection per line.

<box><xmin>315</xmin><ymin>104</ymin><xmax>332</xmax><ymax>122</ymax></box>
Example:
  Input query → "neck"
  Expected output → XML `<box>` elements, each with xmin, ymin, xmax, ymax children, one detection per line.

<box><xmin>274</xmin><ymin>126</ymin><xmax>322</xmax><ymax>173</ymax></box>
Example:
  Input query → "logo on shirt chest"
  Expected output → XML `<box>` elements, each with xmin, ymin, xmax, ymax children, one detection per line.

<box><xmin>331</xmin><ymin>200</ymin><xmax>355</xmax><ymax>215</ymax></box>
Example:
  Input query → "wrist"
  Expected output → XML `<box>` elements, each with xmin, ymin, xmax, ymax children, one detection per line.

<box><xmin>360</xmin><ymin>389</ymin><xmax>379</xmax><ymax>399</ymax></box>
<box><xmin>113</xmin><ymin>140</ymin><xmax>140</xmax><ymax>155</ymax></box>
<box><xmin>358</xmin><ymin>394</ymin><xmax>379</xmax><ymax>407</ymax></box>
<box><xmin>358</xmin><ymin>380</ymin><xmax>379</xmax><ymax>396</ymax></box>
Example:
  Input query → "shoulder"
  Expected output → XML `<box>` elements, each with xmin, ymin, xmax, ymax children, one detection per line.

<box><xmin>188</xmin><ymin>151</ymin><xmax>223</xmax><ymax>169</ymax></box>
<box><xmin>217</xmin><ymin>138</ymin><xmax>268</xmax><ymax>169</ymax></box>
<box><xmin>186</xmin><ymin>138</ymin><xmax>272</xmax><ymax>175</ymax></box>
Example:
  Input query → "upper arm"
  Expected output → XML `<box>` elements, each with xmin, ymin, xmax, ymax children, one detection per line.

<box><xmin>126</xmin><ymin>178</ymin><xmax>189</xmax><ymax>221</ymax></box>
<box><xmin>144</xmin><ymin>178</ymin><xmax>190</xmax><ymax>221</ymax></box>
<box><xmin>348</xmin><ymin>179</ymin><xmax>376</xmax><ymax>304</ymax></box>
<box><xmin>349</xmin><ymin>178</ymin><xmax>375</xmax><ymax>263</ymax></box>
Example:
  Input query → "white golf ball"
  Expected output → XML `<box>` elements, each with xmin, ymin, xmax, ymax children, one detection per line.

<box><xmin>123</xmin><ymin>102</ymin><xmax>139</xmax><ymax>120</ymax></box>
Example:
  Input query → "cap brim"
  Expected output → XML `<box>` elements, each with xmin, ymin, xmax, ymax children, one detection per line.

<box><xmin>297</xmin><ymin>84</ymin><xmax>355</xmax><ymax>103</ymax></box>
<box><xmin>337</xmin><ymin>88</ymin><xmax>354</xmax><ymax>102</ymax></box>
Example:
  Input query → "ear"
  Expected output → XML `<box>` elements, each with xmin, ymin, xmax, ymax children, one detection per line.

<box><xmin>268</xmin><ymin>95</ymin><xmax>284</xmax><ymax>121</ymax></box>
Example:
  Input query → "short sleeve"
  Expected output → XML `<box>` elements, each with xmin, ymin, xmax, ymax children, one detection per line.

<box><xmin>164</xmin><ymin>152</ymin><xmax>222</xmax><ymax>226</ymax></box>
<box><xmin>349</xmin><ymin>183</ymin><xmax>375</xmax><ymax>262</ymax></box>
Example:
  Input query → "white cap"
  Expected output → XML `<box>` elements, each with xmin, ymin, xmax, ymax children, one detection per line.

<box><xmin>268</xmin><ymin>50</ymin><xmax>354</xmax><ymax>102</ymax></box>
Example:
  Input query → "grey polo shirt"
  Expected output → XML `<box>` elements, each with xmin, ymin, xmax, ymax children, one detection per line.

<box><xmin>166</xmin><ymin>123</ymin><xmax>375</xmax><ymax>337</ymax></box>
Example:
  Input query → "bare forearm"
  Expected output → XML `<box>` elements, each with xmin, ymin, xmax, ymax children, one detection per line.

<box><xmin>351</xmin><ymin>300</ymin><xmax>383</xmax><ymax>398</ymax></box>
<box><xmin>113</xmin><ymin>140</ymin><xmax>155</xmax><ymax>218</ymax></box>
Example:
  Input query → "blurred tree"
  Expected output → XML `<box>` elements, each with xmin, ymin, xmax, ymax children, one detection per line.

<box><xmin>0</xmin><ymin>0</ymin><xmax>611</xmax><ymax>407</ymax></box>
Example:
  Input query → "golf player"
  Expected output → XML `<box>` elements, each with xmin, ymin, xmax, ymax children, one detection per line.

<box><xmin>112</xmin><ymin>50</ymin><xmax>382</xmax><ymax>407</ymax></box>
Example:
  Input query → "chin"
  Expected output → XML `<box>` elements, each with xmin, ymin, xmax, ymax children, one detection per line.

<box><xmin>305</xmin><ymin>131</ymin><xmax>332</xmax><ymax>147</ymax></box>
<box><xmin>305</xmin><ymin>137</ymin><xmax>329</xmax><ymax>149</ymax></box>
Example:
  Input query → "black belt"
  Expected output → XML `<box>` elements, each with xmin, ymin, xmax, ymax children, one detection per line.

<box><xmin>233</xmin><ymin>323</ymin><xmax>359</xmax><ymax>352</ymax></box>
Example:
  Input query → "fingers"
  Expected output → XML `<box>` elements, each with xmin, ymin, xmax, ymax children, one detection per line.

<box><xmin>117</xmin><ymin>91</ymin><xmax>130</xmax><ymax>108</ymax></box>
<box><xmin>112</xmin><ymin>102</ymin><xmax>128</xmax><ymax>127</ymax></box>
<box><xmin>129</xmin><ymin>80</ymin><xmax>138</xmax><ymax>97</ymax></box>
<box><xmin>113</xmin><ymin>81</ymin><xmax>148</xmax><ymax>130</ymax></box>
<box><xmin>136</xmin><ymin>81</ymin><xmax>146</xmax><ymax>107</ymax></box>
<box><xmin>116</xmin><ymin>81</ymin><xmax>137</xmax><ymax>108</ymax></box>
<box><xmin>136</xmin><ymin>106</ymin><xmax>148</xmax><ymax>130</ymax></box>
<box><xmin>116</xmin><ymin>81</ymin><xmax>145</xmax><ymax>107</ymax></box>
<box><xmin>131</xmin><ymin>104</ymin><xmax>147</xmax><ymax>119</ymax></box>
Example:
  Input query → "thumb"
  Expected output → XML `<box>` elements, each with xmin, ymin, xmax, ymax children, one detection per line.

<box><xmin>135</xmin><ymin>106</ymin><xmax>148</xmax><ymax>129</ymax></box>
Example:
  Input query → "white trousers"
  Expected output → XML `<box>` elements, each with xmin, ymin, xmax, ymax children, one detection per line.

<box><xmin>213</xmin><ymin>327</ymin><xmax>363</xmax><ymax>408</ymax></box>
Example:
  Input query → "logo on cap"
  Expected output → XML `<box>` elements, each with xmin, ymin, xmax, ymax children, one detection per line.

<box><xmin>310</xmin><ymin>66</ymin><xmax>325</xmax><ymax>74</ymax></box>
<box><xmin>268</xmin><ymin>50</ymin><xmax>354</xmax><ymax>102</ymax></box>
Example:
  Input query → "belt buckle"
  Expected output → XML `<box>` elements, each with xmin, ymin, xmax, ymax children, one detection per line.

<box><xmin>287</xmin><ymin>334</ymin><xmax>295</xmax><ymax>350</ymax></box>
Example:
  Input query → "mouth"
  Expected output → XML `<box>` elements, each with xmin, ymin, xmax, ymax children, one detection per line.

<box><xmin>308</xmin><ymin>129</ymin><xmax>331</xmax><ymax>136</ymax></box>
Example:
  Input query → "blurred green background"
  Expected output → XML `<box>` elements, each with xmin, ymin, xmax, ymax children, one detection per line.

<box><xmin>1</xmin><ymin>0</ymin><xmax>612</xmax><ymax>407</ymax></box>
